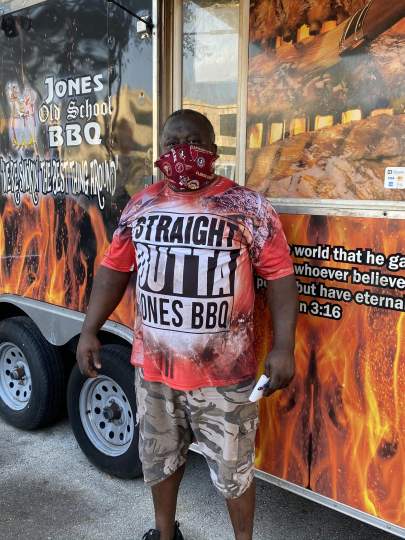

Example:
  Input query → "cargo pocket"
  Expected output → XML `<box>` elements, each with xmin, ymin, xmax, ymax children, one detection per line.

<box><xmin>237</xmin><ymin>415</ymin><xmax>259</xmax><ymax>468</ymax></box>
<box><xmin>240</xmin><ymin>416</ymin><xmax>259</xmax><ymax>436</ymax></box>
<box><xmin>222</xmin><ymin>423</ymin><xmax>241</xmax><ymax>462</ymax></box>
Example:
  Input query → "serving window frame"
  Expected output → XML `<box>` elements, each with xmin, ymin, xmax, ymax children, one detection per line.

<box><xmin>169</xmin><ymin>0</ymin><xmax>405</xmax><ymax>219</ymax></box>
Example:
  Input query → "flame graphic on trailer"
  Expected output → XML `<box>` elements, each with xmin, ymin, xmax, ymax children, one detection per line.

<box><xmin>0</xmin><ymin>197</ymin><xmax>135</xmax><ymax>325</ymax></box>
<box><xmin>254</xmin><ymin>214</ymin><xmax>405</xmax><ymax>527</ymax></box>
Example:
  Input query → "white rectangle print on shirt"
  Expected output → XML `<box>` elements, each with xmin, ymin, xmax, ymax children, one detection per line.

<box><xmin>133</xmin><ymin>212</ymin><xmax>240</xmax><ymax>334</ymax></box>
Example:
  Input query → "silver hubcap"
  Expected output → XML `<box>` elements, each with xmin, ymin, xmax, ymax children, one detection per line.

<box><xmin>0</xmin><ymin>343</ymin><xmax>32</xmax><ymax>411</ymax></box>
<box><xmin>79</xmin><ymin>376</ymin><xmax>134</xmax><ymax>457</ymax></box>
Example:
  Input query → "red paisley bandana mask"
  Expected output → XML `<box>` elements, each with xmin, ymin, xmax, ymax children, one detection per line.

<box><xmin>155</xmin><ymin>143</ymin><xmax>218</xmax><ymax>192</ymax></box>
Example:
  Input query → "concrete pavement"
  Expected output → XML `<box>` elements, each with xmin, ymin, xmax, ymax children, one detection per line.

<box><xmin>0</xmin><ymin>418</ymin><xmax>396</xmax><ymax>540</ymax></box>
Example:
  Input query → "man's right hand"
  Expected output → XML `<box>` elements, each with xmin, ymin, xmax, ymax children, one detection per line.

<box><xmin>75</xmin><ymin>266</ymin><xmax>132</xmax><ymax>377</ymax></box>
<box><xmin>76</xmin><ymin>332</ymin><xmax>102</xmax><ymax>378</ymax></box>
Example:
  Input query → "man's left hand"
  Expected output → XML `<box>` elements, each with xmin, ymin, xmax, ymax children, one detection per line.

<box><xmin>263</xmin><ymin>348</ymin><xmax>295</xmax><ymax>397</ymax></box>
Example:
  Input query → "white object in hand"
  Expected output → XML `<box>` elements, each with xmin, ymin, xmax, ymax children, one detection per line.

<box><xmin>249</xmin><ymin>375</ymin><xmax>270</xmax><ymax>402</ymax></box>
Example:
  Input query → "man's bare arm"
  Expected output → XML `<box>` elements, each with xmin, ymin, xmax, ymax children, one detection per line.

<box><xmin>264</xmin><ymin>274</ymin><xmax>298</xmax><ymax>396</ymax></box>
<box><xmin>77</xmin><ymin>266</ymin><xmax>133</xmax><ymax>377</ymax></box>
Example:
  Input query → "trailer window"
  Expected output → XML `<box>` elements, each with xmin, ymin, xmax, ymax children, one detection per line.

<box><xmin>246</xmin><ymin>0</ymin><xmax>405</xmax><ymax>208</ymax></box>
<box><xmin>181</xmin><ymin>0</ymin><xmax>240</xmax><ymax>181</ymax></box>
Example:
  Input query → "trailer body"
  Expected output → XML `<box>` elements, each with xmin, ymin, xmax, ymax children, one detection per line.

<box><xmin>0</xmin><ymin>0</ymin><xmax>404</xmax><ymax>536</ymax></box>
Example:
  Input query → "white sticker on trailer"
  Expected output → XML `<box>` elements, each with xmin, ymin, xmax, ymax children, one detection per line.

<box><xmin>384</xmin><ymin>167</ymin><xmax>405</xmax><ymax>189</ymax></box>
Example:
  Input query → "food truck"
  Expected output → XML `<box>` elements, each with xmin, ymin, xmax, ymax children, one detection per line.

<box><xmin>0</xmin><ymin>0</ymin><xmax>404</xmax><ymax>536</ymax></box>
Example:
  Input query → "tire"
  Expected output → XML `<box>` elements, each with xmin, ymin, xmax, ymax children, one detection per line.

<box><xmin>0</xmin><ymin>316</ymin><xmax>66</xmax><ymax>429</ymax></box>
<box><xmin>67</xmin><ymin>344</ymin><xmax>142</xmax><ymax>479</ymax></box>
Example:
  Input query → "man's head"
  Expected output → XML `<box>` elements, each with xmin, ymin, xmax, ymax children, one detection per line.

<box><xmin>160</xmin><ymin>109</ymin><xmax>217</xmax><ymax>155</ymax></box>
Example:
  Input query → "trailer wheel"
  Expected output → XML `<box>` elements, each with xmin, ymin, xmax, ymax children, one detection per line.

<box><xmin>67</xmin><ymin>344</ymin><xmax>142</xmax><ymax>479</ymax></box>
<box><xmin>0</xmin><ymin>316</ymin><xmax>65</xmax><ymax>429</ymax></box>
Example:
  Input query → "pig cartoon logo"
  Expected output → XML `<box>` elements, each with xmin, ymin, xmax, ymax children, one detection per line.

<box><xmin>7</xmin><ymin>83</ymin><xmax>38</xmax><ymax>153</ymax></box>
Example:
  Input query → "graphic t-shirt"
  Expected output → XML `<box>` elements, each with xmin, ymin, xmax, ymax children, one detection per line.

<box><xmin>101</xmin><ymin>177</ymin><xmax>294</xmax><ymax>390</ymax></box>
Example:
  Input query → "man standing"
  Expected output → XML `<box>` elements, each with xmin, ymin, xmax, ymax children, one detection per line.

<box><xmin>77</xmin><ymin>109</ymin><xmax>297</xmax><ymax>540</ymax></box>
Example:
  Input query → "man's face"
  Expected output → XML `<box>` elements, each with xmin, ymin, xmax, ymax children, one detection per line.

<box><xmin>160</xmin><ymin>114</ymin><xmax>217</xmax><ymax>155</ymax></box>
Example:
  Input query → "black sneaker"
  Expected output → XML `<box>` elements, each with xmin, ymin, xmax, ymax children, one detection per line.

<box><xmin>142</xmin><ymin>530</ymin><xmax>160</xmax><ymax>540</ymax></box>
<box><xmin>173</xmin><ymin>522</ymin><xmax>184</xmax><ymax>540</ymax></box>
<box><xmin>142</xmin><ymin>521</ymin><xmax>184</xmax><ymax>540</ymax></box>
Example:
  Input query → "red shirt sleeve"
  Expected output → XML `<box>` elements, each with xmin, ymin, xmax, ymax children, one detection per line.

<box><xmin>101</xmin><ymin>200</ymin><xmax>137</xmax><ymax>272</ymax></box>
<box><xmin>251</xmin><ymin>198</ymin><xmax>294</xmax><ymax>280</ymax></box>
<box><xmin>101</xmin><ymin>229</ymin><xmax>136</xmax><ymax>272</ymax></box>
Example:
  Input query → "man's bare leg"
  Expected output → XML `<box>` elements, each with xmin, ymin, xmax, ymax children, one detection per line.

<box><xmin>226</xmin><ymin>480</ymin><xmax>256</xmax><ymax>540</ymax></box>
<box><xmin>151</xmin><ymin>464</ymin><xmax>186</xmax><ymax>540</ymax></box>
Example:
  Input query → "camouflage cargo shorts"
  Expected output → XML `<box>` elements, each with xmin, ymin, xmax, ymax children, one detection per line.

<box><xmin>135</xmin><ymin>368</ymin><xmax>259</xmax><ymax>499</ymax></box>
